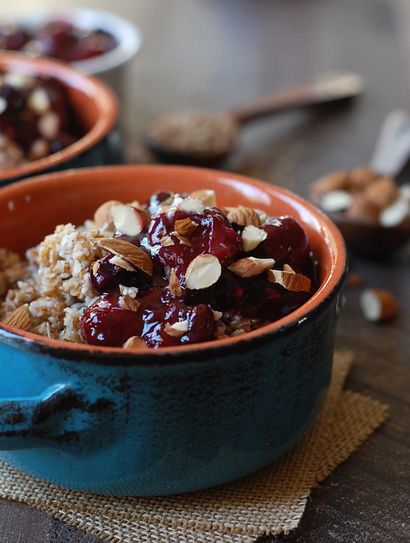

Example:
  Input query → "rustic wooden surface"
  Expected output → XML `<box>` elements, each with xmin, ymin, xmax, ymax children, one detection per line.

<box><xmin>0</xmin><ymin>0</ymin><xmax>409</xmax><ymax>541</ymax></box>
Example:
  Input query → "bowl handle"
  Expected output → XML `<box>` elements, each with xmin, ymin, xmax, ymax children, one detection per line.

<box><xmin>0</xmin><ymin>384</ymin><xmax>112</xmax><ymax>450</ymax></box>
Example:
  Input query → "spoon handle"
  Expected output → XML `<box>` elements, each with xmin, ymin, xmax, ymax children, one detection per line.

<box><xmin>230</xmin><ymin>72</ymin><xmax>364</xmax><ymax>125</ymax></box>
<box><xmin>370</xmin><ymin>110</ymin><xmax>410</xmax><ymax>177</ymax></box>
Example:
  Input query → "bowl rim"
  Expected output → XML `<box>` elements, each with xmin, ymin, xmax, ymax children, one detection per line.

<box><xmin>0</xmin><ymin>7</ymin><xmax>143</xmax><ymax>75</ymax></box>
<box><xmin>0</xmin><ymin>52</ymin><xmax>118</xmax><ymax>183</ymax></box>
<box><xmin>0</xmin><ymin>165</ymin><xmax>347</xmax><ymax>365</ymax></box>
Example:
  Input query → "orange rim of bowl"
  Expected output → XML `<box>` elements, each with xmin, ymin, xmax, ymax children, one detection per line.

<box><xmin>0</xmin><ymin>52</ymin><xmax>118</xmax><ymax>183</ymax></box>
<box><xmin>0</xmin><ymin>165</ymin><xmax>347</xmax><ymax>362</ymax></box>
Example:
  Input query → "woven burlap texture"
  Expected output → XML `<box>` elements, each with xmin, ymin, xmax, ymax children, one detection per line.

<box><xmin>0</xmin><ymin>352</ymin><xmax>388</xmax><ymax>543</ymax></box>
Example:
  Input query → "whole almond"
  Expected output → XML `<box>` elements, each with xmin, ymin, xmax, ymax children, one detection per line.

<box><xmin>94</xmin><ymin>200</ymin><xmax>122</xmax><ymax>228</ymax></box>
<box><xmin>310</xmin><ymin>171</ymin><xmax>348</xmax><ymax>200</ymax></box>
<box><xmin>185</xmin><ymin>254</ymin><xmax>221</xmax><ymax>290</ymax></box>
<box><xmin>241</xmin><ymin>225</ymin><xmax>267</xmax><ymax>252</ymax></box>
<box><xmin>228</xmin><ymin>257</ymin><xmax>274</xmax><ymax>278</ymax></box>
<box><xmin>123</xmin><ymin>336</ymin><xmax>148</xmax><ymax>349</ymax></box>
<box><xmin>360</xmin><ymin>288</ymin><xmax>398</xmax><ymax>322</ymax></box>
<box><xmin>346</xmin><ymin>166</ymin><xmax>376</xmax><ymax>191</ymax></box>
<box><xmin>3</xmin><ymin>304</ymin><xmax>32</xmax><ymax>331</ymax></box>
<box><xmin>225</xmin><ymin>206</ymin><xmax>261</xmax><ymax>226</ymax></box>
<box><xmin>98</xmin><ymin>238</ymin><xmax>153</xmax><ymax>276</ymax></box>
<box><xmin>362</xmin><ymin>176</ymin><xmax>398</xmax><ymax>209</ymax></box>
<box><xmin>267</xmin><ymin>269</ymin><xmax>312</xmax><ymax>292</ymax></box>
<box><xmin>174</xmin><ymin>217</ymin><xmax>198</xmax><ymax>237</ymax></box>
<box><xmin>345</xmin><ymin>195</ymin><xmax>380</xmax><ymax>224</ymax></box>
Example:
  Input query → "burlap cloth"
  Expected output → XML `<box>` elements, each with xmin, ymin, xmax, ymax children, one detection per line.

<box><xmin>0</xmin><ymin>352</ymin><xmax>388</xmax><ymax>543</ymax></box>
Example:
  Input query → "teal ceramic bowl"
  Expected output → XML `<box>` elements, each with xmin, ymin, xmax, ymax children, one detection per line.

<box><xmin>0</xmin><ymin>166</ymin><xmax>346</xmax><ymax>496</ymax></box>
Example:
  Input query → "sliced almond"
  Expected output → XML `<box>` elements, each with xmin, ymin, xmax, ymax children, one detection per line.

<box><xmin>160</xmin><ymin>235</ymin><xmax>174</xmax><ymax>247</ymax></box>
<box><xmin>174</xmin><ymin>217</ymin><xmax>198</xmax><ymax>237</ymax></box>
<box><xmin>379</xmin><ymin>197</ymin><xmax>409</xmax><ymax>227</ymax></box>
<box><xmin>164</xmin><ymin>320</ymin><xmax>189</xmax><ymax>337</ymax></box>
<box><xmin>241</xmin><ymin>225</ymin><xmax>267</xmax><ymax>252</ymax></box>
<box><xmin>310</xmin><ymin>171</ymin><xmax>348</xmax><ymax>199</ymax></box>
<box><xmin>111</xmin><ymin>203</ymin><xmax>146</xmax><ymax>236</ymax></box>
<box><xmin>228</xmin><ymin>257</ymin><xmax>275</xmax><ymax>278</ymax></box>
<box><xmin>185</xmin><ymin>254</ymin><xmax>221</xmax><ymax>290</ymax></box>
<box><xmin>283</xmin><ymin>263</ymin><xmax>295</xmax><ymax>273</ymax></box>
<box><xmin>38</xmin><ymin>111</ymin><xmax>59</xmax><ymax>139</ymax></box>
<box><xmin>267</xmin><ymin>269</ymin><xmax>312</xmax><ymax>292</ymax></box>
<box><xmin>109</xmin><ymin>255</ymin><xmax>136</xmax><ymax>272</ymax></box>
<box><xmin>360</xmin><ymin>288</ymin><xmax>398</xmax><ymax>322</ymax></box>
<box><xmin>27</xmin><ymin>88</ymin><xmax>50</xmax><ymax>113</ymax></box>
<box><xmin>173</xmin><ymin>232</ymin><xmax>192</xmax><ymax>246</ymax></box>
<box><xmin>94</xmin><ymin>200</ymin><xmax>122</xmax><ymax>228</ymax></box>
<box><xmin>123</xmin><ymin>336</ymin><xmax>148</xmax><ymax>349</ymax></box>
<box><xmin>211</xmin><ymin>309</ymin><xmax>223</xmax><ymax>321</ymax></box>
<box><xmin>168</xmin><ymin>269</ymin><xmax>183</xmax><ymax>297</ymax></box>
<box><xmin>225</xmin><ymin>206</ymin><xmax>261</xmax><ymax>226</ymax></box>
<box><xmin>320</xmin><ymin>190</ymin><xmax>353</xmax><ymax>212</ymax></box>
<box><xmin>98</xmin><ymin>238</ymin><xmax>153</xmax><ymax>276</ymax></box>
<box><xmin>3</xmin><ymin>304</ymin><xmax>32</xmax><ymax>331</ymax></box>
<box><xmin>190</xmin><ymin>189</ymin><xmax>217</xmax><ymax>207</ymax></box>
<box><xmin>120</xmin><ymin>295</ymin><xmax>141</xmax><ymax>312</ymax></box>
<box><xmin>179</xmin><ymin>197</ymin><xmax>204</xmax><ymax>213</ymax></box>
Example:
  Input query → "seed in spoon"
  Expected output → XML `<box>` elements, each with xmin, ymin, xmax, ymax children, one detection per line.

<box><xmin>145</xmin><ymin>111</ymin><xmax>238</xmax><ymax>158</ymax></box>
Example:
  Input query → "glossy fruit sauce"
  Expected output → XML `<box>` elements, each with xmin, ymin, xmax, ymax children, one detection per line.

<box><xmin>0</xmin><ymin>19</ymin><xmax>117</xmax><ymax>62</ymax></box>
<box><xmin>81</xmin><ymin>190</ymin><xmax>318</xmax><ymax>349</ymax></box>
<box><xmin>0</xmin><ymin>69</ymin><xmax>81</xmax><ymax>168</ymax></box>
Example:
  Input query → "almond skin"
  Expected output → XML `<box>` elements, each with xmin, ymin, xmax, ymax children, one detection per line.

<box><xmin>228</xmin><ymin>257</ymin><xmax>274</xmax><ymax>278</ymax></box>
<box><xmin>360</xmin><ymin>288</ymin><xmax>398</xmax><ymax>322</ymax></box>
<box><xmin>174</xmin><ymin>217</ymin><xmax>198</xmax><ymax>237</ymax></box>
<box><xmin>168</xmin><ymin>268</ymin><xmax>183</xmax><ymax>297</ymax></box>
<box><xmin>225</xmin><ymin>206</ymin><xmax>261</xmax><ymax>226</ymax></box>
<box><xmin>267</xmin><ymin>269</ymin><xmax>312</xmax><ymax>292</ymax></box>
<box><xmin>190</xmin><ymin>189</ymin><xmax>217</xmax><ymax>207</ymax></box>
<box><xmin>98</xmin><ymin>238</ymin><xmax>153</xmax><ymax>276</ymax></box>
<box><xmin>3</xmin><ymin>304</ymin><xmax>32</xmax><ymax>331</ymax></box>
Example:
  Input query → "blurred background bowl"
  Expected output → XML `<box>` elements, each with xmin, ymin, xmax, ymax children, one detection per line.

<box><xmin>0</xmin><ymin>52</ymin><xmax>120</xmax><ymax>185</ymax></box>
<box><xmin>0</xmin><ymin>8</ymin><xmax>142</xmax><ymax>94</ymax></box>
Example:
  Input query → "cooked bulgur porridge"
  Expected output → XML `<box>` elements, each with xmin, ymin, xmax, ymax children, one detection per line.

<box><xmin>0</xmin><ymin>189</ymin><xmax>317</xmax><ymax>349</ymax></box>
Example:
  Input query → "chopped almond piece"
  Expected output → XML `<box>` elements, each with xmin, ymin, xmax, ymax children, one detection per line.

<box><xmin>241</xmin><ymin>225</ymin><xmax>267</xmax><ymax>252</ymax></box>
<box><xmin>3</xmin><ymin>304</ymin><xmax>32</xmax><ymax>331</ymax></box>
<box><xmin>228</xmin><ymin>257</ymin><xmax>274</xmax><ymax>278</ymax></box>
<box><xmin>169</xmin><ymin>269</ymin><xmax>183</xmax><ymax>297</ymax></box>
<box><xmin>225</xmin><ymin>206</ymin><xmax>261</xmax><ymax>226</ymax></box>
<box><xmin>267</xmin><ymin>269</ymin><xmax>312</xmax><ymax>292</ymax></box>
<box><xmin>185</xmin><ymin>254</ymin><xmax>221</xmax><ymax>290</ymax></box>
<box><xmin>164</xmin><ymin>320</ymin><xmax>189</xmax><ymax>337</ymax></box>
<box><xmin>123</xmin><ymin>336</ymin><xmax>147</xmax><ymax>349</ymax></box>
<box><xmin>360</xmin><ymin>289</ymin><xmax>398</xmax><ymax>322</ymax></box>
<box><xmin>174</xmin><ymin>217</ymin><xmax>198</xmax><ymax>237</ymax></box>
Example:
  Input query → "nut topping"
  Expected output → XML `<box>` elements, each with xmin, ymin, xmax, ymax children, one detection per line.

<box><xmin>225</xmin><ymin>206</ymin><xmax>261</xmax><ymax>226</ymax></box>
<box><xmin>360</xmin><ymin>288</ymin><xmax>398</xmax><ymax>322</ymax></box>
<box><xmin>185</xmin><ymin>254</ymin><xmax>222</xmax><ymax>290</ymax></box>
<box><xmin>98</xmin><ymin>238</ymin><xmax>153</xmax><ymax>276</ymax></box>
<box><xmin>109</xmin><ymin>255</ymin><xmax>136</xmax><ymax>272</ymax></box>
<box><xmin>241</xmin><ymin>225</ymin><xmax>267</xmax><ymax>252</ymax></box>
<box><xmin>320</xmin><ymin>190</ymin><xmax>353</xmax><ymax>212</ymax></box>
<box><xmin>164</xmin><ymin>320</ymin><xmax>189</xmax><ymax>337</ymax></box>
<box><xmin>123</xmin><ymin>336</ymin><xmax>148</xmax><ymax>349</ymax></box>
<box><xmin>190</xmin><ymin>189</ymin><xmax>217</xmax><ymax>207</ymax></box>
<box><xmin>228</xmin><ymin>257</ymin><xmax>275</xmax><ymax>278</ymax></box>
<box><xmin>267</xmin><ymin>268</ymin><xmax>312</xmax><ymax>292</ymax></box>
<box><xmin>111</xmin><ymin>203</ymin><xmax>146</xmax><ymax>237</ymax></box>
<box><xmin>3</xmin><ymin>304</ymin><xmax>32</xmax><ymax>331</ymax></box>
<box><xmin>174</xmin><ymin>217</ymin><xmax>198</xmax><ymax>237</ymax></box>
<box><xmin>120</xmin><ymin>295</ymin><xmax>141</xmax><ymax>312</ymax></box>
<box><xmin>94</xmin><ymin>200</ymin><xmax>122</xmax><ymax>228</ymax></box>
<box><xmin>168</xmin><ymin>269</ymin><xmax>183</xmax><ymax>297</ymax></box>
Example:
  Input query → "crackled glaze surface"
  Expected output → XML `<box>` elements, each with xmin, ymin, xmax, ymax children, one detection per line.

<box><xmin>0</xmin><ymin>166</ymin><xmax>345</xmax><ymax>495</ymax></box>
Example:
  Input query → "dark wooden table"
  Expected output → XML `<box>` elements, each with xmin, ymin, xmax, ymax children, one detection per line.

<box><xmin>0</xmin><ymin>1</ymin><xmax>409</xmax><ymax>542</ymax></box>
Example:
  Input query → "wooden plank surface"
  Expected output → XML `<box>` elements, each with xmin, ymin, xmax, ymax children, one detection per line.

<box><xmin>0</xmin><ymin>0</ymin><xmax>409</xmax><ymax>541</ymax></box>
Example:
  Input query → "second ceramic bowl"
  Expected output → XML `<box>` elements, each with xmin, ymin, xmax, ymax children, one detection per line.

<box><xmin>0</xmin><ymin>166</ymin><xmax>346</xmax><ymax>495</ymax></box>
<box><xmin>0</xmin><ymin>52</ymin><xmax>119</xmax><ymax>185</ymax></box>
